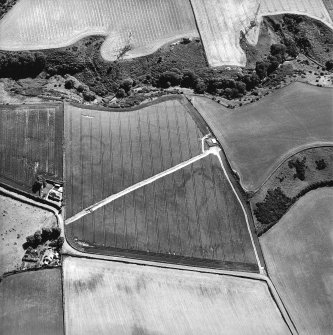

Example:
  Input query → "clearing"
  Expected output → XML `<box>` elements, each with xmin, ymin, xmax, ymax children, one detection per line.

<box><xmin>0</xmin><ymin>268</ymin><xmax>64</xmax><ymax>335</ymax></box>
<box><xmin>190</xmin><ymin>0</ymin><xmax>332</xmax><ymax>67</ymax></box>
<box><xmin>64</xmin><ymin>96</ymin><xmax>209</xmax><ymax>219</ymax></box>
<box><xmin>0</xmin><ymin>192</ymin><xmax>57</xmax><ymax>275</ymax></box>
<box><xmin>63</xmin><ymin>256</ymin><xmax>291</xmax><ymax>335</ymax></box>
<box><xmin>0</xmin><ymin>103</ymin><xmax>64</xmax><ymax>193</ymax></box>
<box><xmin>0</xmin><ymin>0</ymin><xmax>199</xmax><ymax>61</ymax></box>
<box><xmin>66</xmin><ymin>153</ymin><xmax>258</xmax><ymax>272</ymax></box>
<box><xmin>260</xmin><ymin>187</ymin><xmax>333</xmax><ymax>334</ymax></box>
<box><xmin>189</xmin><ymin>82</ymin><xmax>333</xmax><ymax>191</ymax></box>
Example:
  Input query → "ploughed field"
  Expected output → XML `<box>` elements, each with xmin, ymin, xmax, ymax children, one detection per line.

<box><xmin>64</xmin><ymin>96</ymin><xmax>208</xmax><ymax>219</ymax></box>
<box><xmin>260</xmin><ymin>188</ymin><xmax>333</xmax><ymax>335</ymax></box>
<box><xmin>0</xmin><ymin>0</ymin><xmax>199</xmax><ymax>61</ymax></box>
<box><xmin>0</xmin><ymin>268</ymin><xmax>64</xmax><ymax>335</ymax></box>
<box><xmin>189</xmin><ymin>83</ymin><xmax>333</xmax><ymax>191</ymax></box>
<box><xmin>63</xmin><ymin>256</ymin><xmax>291</xmax><ymax>335</ymax></box>
<box><xmin>67</xmin><ymin>154</ymin><xmax>258</xmax><ymax>271</ymax></box>
<box><xmin>0</xmin><ymin>103</ymin><xmax>63</xmax><ymax>192</ymax></box>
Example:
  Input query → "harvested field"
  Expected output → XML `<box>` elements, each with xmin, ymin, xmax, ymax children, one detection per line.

<box><xmin>260</xmin><ymin>188</ymin><xmax>333</xmax><ymax>335</ymax></box>
<box><xmin>0</xmin><ymin>0</ymin><xmax>199</xmax><ymax>61</ymax></box>
<box><xmin>0</xmin><ymin>193</ymin><xmax>57</xmax><ymax>275</ymax></box>
<box><xmin>67</xmin><ymin>154</ymin><xmax>258</xmax><ymax>271</ymax></box>
<box><xmin>0</xmin><ymin>103</ymin><xmax>63</xmax><ymax>193</ymax></box>
<box><xmin>63</xmin><ymin>256</ymin><xmax>291</xmax><ymax>335</ymax></box>
<box><xmin>0</xmin><ymin>268</ymin><xmax>64</xmax><ymax>335</ymax></box>
<box><xmin>64</xmin><ymin>96</ymin><xmax>209</xmax><ymax>219</ymax></box>
<box><xmin>189</xmin><ymin>82</ymin><xmax>333</xmax><ymax>191</ymax></box>
<box><xmin>190</xmin><ymin>0</ymin><xmax>332</xmax><ymax>67</ymax></box>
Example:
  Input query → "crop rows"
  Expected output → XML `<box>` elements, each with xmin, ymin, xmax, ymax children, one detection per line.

<box><xmin>0</xmin><ymin>0</ymin><xmax>199</xmax><ymax>60</ymax></box>
<box><xmin>68</xmin><ymin>154</ymin><xmax>257</xmax><ymax>270</ymax></box>
<box><xmin>0</xmin><ymin>104</ymin><xmax>63</xmax><ymax>192</ymax></box>
<box><xmin>65</xmin><ymin>97</ymin><xmax>208</xmax><ymax>219</ymax></box>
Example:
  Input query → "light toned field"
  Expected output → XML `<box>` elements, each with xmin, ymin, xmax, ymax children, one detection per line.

<box><xmin>189</xmin><ymin>82</ymin><xmax>333</xmax><ymax>191</ymax></box>
<box><xmin>0</xmin><ymin>193</ymin><xmax>57</xmax><ymax>275</ymax></box>
<box><xmin>190</xmin><ymin>0</ymin><xmax>332</xmax><ymax>67</ymax></box>
<box><xmin>260</xmin><ymin>187</ymin><xmax>333</xmax><ymax>335</ymax></box>
<box><xmin>0</xmin><ymin>268</ymin><xmax>64</xmax><ymax>335</ymax></box>
<box><xmin>0</xmin><ymin>0</ymin><xmax>199</xmax><ymax>61</ymax></box>
<box><xmin>63</xmin><ymin>256</ymin><xmax>291</xmax><ymax>335</ymax></box>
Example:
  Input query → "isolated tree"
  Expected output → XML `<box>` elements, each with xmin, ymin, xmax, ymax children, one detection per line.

<box><xmin>325</xmin><ymin>60</ymin><xmax>333</xmax><ymax>71</ymax></box>
<box><xmin>65</xmin><ymin>78</ymin><xmax>75</xmax><ymax>89</ymax></box>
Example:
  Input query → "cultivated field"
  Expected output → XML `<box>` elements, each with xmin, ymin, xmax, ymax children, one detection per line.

<box><xmin>0</xmin><ymin>103</ymin><xmax>63</xmax><ymax>193</ymax></box>
<box><xmin>190</xmin><ymin>0</ymin><xmax>332</xmax><ymax>67</ymax></box>
<box><xmin>64</xmin><ymin>96</ymin><xmax>208</xmax><ymax>219</ymax></box>
<box><xmin>260</xmin><ymin>188</ymin><xmax>333</xmax><ymax>335</ymax></box>
<box><xmin>189</xmin><ymin>82</ymin><xmax>333</xmax><ymax>191</ymax></box>
<box><xmin>0</xmin><ymin>268</ymin><xmax>64</xmax><ymax>335</ymax></box>
<box><xmin>67</xmin><ymin>154</ymin><xmax>258</xmax><ymax>271</ymax></box>
<box><xmin>63</xmin><ymin>256</ymin><xmax>291</xmax><ymax>335</ymax></box>
<box><xmin>0</xmin><ymin>193</ymin><xmax>57</xmax><ymax>275</ymax></box>
<box><xmin>0</xmin><ymin>0</ymin><xmax>199</xmax><ymax>61</ymax></box>
<box><xmin>323</xmin><ymin>0</ymin><xmax>333</xmax><ymax>20</ymax></box>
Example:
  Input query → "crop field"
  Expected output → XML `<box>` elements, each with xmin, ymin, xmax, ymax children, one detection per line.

<box><xmin>0</xmin><ymin>0</ymin><xmax>199</xmax><ymax>61</ymax></box>
<box><xmin>67</xmin><ymin>154</ymin><xmax>258</xmax><ymax>271</ymax></box>
<box><xmin>323</xmin><ymin>0</ymin><xmax>333</xmax><ymax>20</ymax></box>
<box><xmin>63</xmin><ymin>256</ymin><xmax>291</xmax><ymax>335</ymax></box>
<box><xmin>0</xmin><ymin>103</ymin><xmax>63</xmax><ymax>193</ymax></box>
<box><xmin>260</xmin><ymin>188</ymin><xmax>333</xmax><ymax>334</ymax></box>
<box><xmin>189</xmin><ymin>82</ymin><xmax>333</xmax><ymax>191</ymax></box>
<box><xmin>64</xmin><ymin>96</ymin><xmax>209</xmax><ymax>219</ymax></box>
<box><xmin>190</xmin><ymin>0</ymin><xmax>332</xmax><ymax>67</ymax></box>
<box><xmin>0</xmin><ymin>268</ymin><xmax>64</xmax><ymax>335</ymax></box>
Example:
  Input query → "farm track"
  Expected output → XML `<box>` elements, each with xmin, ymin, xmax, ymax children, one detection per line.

<box><xmin>0</xmin><ymin>185</ymin><xmax>298</xmax><ymax>335</ymax></box>
<box><xmin>0</xmin><ymin>0</ymin><xmax>199</xmax><ymax>61</ymax></box>
<box><xmin>0</xmin><ymin>103</ymin><xmax>64</xmax><ymax>193</ymax></box>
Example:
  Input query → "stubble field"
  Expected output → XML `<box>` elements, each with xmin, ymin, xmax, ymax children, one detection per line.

<box><xmin>260</xmin><ymin>187</ymin><xmax>333</xmax><ymax>335</ymax></box>
<box><xmin>67</xmin><ymin>154</ymin><xmax>258</xmax><ymax>271</ymax></box>
<box><xmin>64</xmin><ymin>96</ymin><xmax>208</xmax><ymax>219</ymax></box>
<box><xmin>189</xmin><ymin>82</ymin><xmax>333</xmax><ymax>191</ymax></box>
<box><xmin>0</xmin><ymin>103</ymin><xmax>63</xmax><ymax>193</ymax></box>
<box><xmin>0</xmin><ymin>0</ymin><xmax>199</xmax><ymax>61</ymax></box>
<box><xmin>63</xmin><ymin>256</ymin><xmax>291</xmax><ymax>335</ymax></box>
<box><xmin>0</xmin><ymin>268</ymin><xmax>64</xmax><ymax>335</ymax></box>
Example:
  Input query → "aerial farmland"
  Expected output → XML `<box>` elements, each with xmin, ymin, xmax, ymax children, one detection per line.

<box><xmin>0</xmin><ymin>0</ymin><xmax>332</xmax><ymax>334</ymax></box>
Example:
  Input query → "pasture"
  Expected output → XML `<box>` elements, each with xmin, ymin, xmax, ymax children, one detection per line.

<box><xmin>0</xmin><ymin>103</ymin><xmax>63</xmax><ymax>193</ymax></box>
<box><xmin>0</xmin><ymin>0</ymin><xmax>199</xmax><ymax>61</ymax></box>
<box><xmin>63</xmin><ymin>256</ymin><xmax>291</xmax><ymax>335</ymax></box>
<box><xmin>189</xmin><ymin>82</ymin><xmax>333</xmax><ymax>191</ymax></box>
<box><xmin>0</xmin><ymin>268</ymin><xmax>64</xmax><ymax>335</ymax></box>
<box><xmin>190</xmin><ymin>0</ymin><xmax>332</xmax><ymax>67</ymax></box>
<box><xmin>0</xmin><ymin>193</ymin><xmax>57</xmax><ymax>275</ymax></box>
<box><xmin>64</xmin><ymin>96</ymin><xmax>208</xmax><ymax>219</ymax></box>
<box><xmin>67</xmin><ymin>154</ymin><xmax>258</xmax><ymax>271</ymax></box>
<box><xmin>260</xmin><ymin>188</ymin><xmax>333</xmax><ymax>334</ymax></box>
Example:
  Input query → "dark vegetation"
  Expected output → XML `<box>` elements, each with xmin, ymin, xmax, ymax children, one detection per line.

<box><xmin>23</xmin><ymin>227</ymin><xmax>63</xmax><ymax>250</ymax></box>
<box><xmin>288</xmin><ymin>157</ymin><xmax>307</xmax><ymax>181</ymax></box>
<box><xmin>254</xmin><ymin>180</ymin><xmax>333</xmax><ymax>235</ymax></box>
<box><xmin>316</xmin><ymin>158</ymin><xmax>327</xmax><ymax>170</ymax></box>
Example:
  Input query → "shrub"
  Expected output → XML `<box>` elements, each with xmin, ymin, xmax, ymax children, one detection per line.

<box><xmin>50</xmin><ymin>227</ymin><xmax>61</xmax><ymax>240</ymax></box>
<box><xmin>119</xmin><ymin>78</ymin><xmax>133</xmax><ymax>93</ymax></box>
<box><xmin>116</xmin><ymin>88</ymin><xmax>126</xmax><ymax>98</ymax></box>
<box><xmin>288</xmin><ymin>157</ymin><xmax>307</xmax><ymax>181</ymax></box>
<box><xmin>194</xmin><ymin>80</ymin><xmax>206</xmax><ymax>94</ymax></box>
<box><xmin>255</xmin><ymin>61</ymin><xmax>270</xmax><ymax>79</ymax></box>
<box><xmin>34</xmin><ymin>230</ymin><xmax>42</xmax><ymax>245</ymax></box>
<box><xmin>64</xmin><ymin>78</ymin><xmax>75</xmax><ymax>89</ymax></box>
<box><xmin>82</xmin><ymin>90</ymin><xmax>96</xmax><ymax>101</ymax></box>
<box><xmin>242</xmin><ymin>73</ymin><xmax>260</xmax><ymax>90</ymax></box>
<box><xmin>325</xmin><ymin>60</ymin><xmax>333</xmax><ymax>71</ymax></box>
<box><xmin>270</xmin><ymin>44</ymin><xmax>286</xmax><ymax>58</ymax></box>
<box><xmin>315</xmin><ymin>159</ymin><xmax>327</xmax><ymax>170</ymax></box>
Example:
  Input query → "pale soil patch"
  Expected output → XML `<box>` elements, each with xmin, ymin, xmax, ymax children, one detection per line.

<box><xmin>190</xmin><ymin>0</ymin><xmax>332</xmax><ymax>67</ymax></box>
<box><xmin>63</xmin><ymin>256</ymin><xmax>290</xmax><ymax>335</ymax></box>
<box><xmin>0</xmin><ymin>0</ymin><xmax>199</xmax><ymax>61</ymax></box>
<box><xmin>260</xmin><ymin>187</ymin><xmax>333</xmax><ymax>334</ymax></box>
<box><xmin>0</xmin><ymin>194</ymin><xmax>57</xmax><ymax>275</ymax></box>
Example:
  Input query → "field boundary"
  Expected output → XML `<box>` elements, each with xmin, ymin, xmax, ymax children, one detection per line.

<box><xmin>0</xmin><ymin>186</ymin><xmax>297</xmax><ymax>334</ymax></box>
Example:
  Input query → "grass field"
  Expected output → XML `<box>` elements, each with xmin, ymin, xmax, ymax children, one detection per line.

<box><xmin>64</xmin><ymin>96</ymin><xmax>209</xmax><ymax>219</ymax></box>
<box><xmin>189</xmin><ymin>82</ymin><xmax>333</xmax><ymax>191</ymax></box>
<box><xmin>0</xmin><ymin>103</ymin><xmax>63</xmax><ymax>193</ymax></box>
<box><xmin>67</xmin><ymin>154</ymin><xmax>258</xmax><ymax>271</ymax></box>
<box><xmin>190</xmin><ymin>0</ymin><xmax>332</xmax><ymax>67</ymax></box>
<box><xmin>0</xmin><ymin>0</ymin><xmax>199</xmax><ymax>61</ymax></box>
<box><xmin>63</xmin><ymin>256</ymin><xmax>291</xmax><ymax>335</ymax></box>
<box><xmin>260</xmin><ymin>187</ymin><xmax>333</xmax><ymax>334</ymax></box>
<box><xmin>0</xmin><ymin>268</ymin><xmax>64</xmax><ymax>335</ymax></box>
<box><xmin>0</xmin><ymin>193</ymin><xmax>57</xmax><ymax>275</ymax></box>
